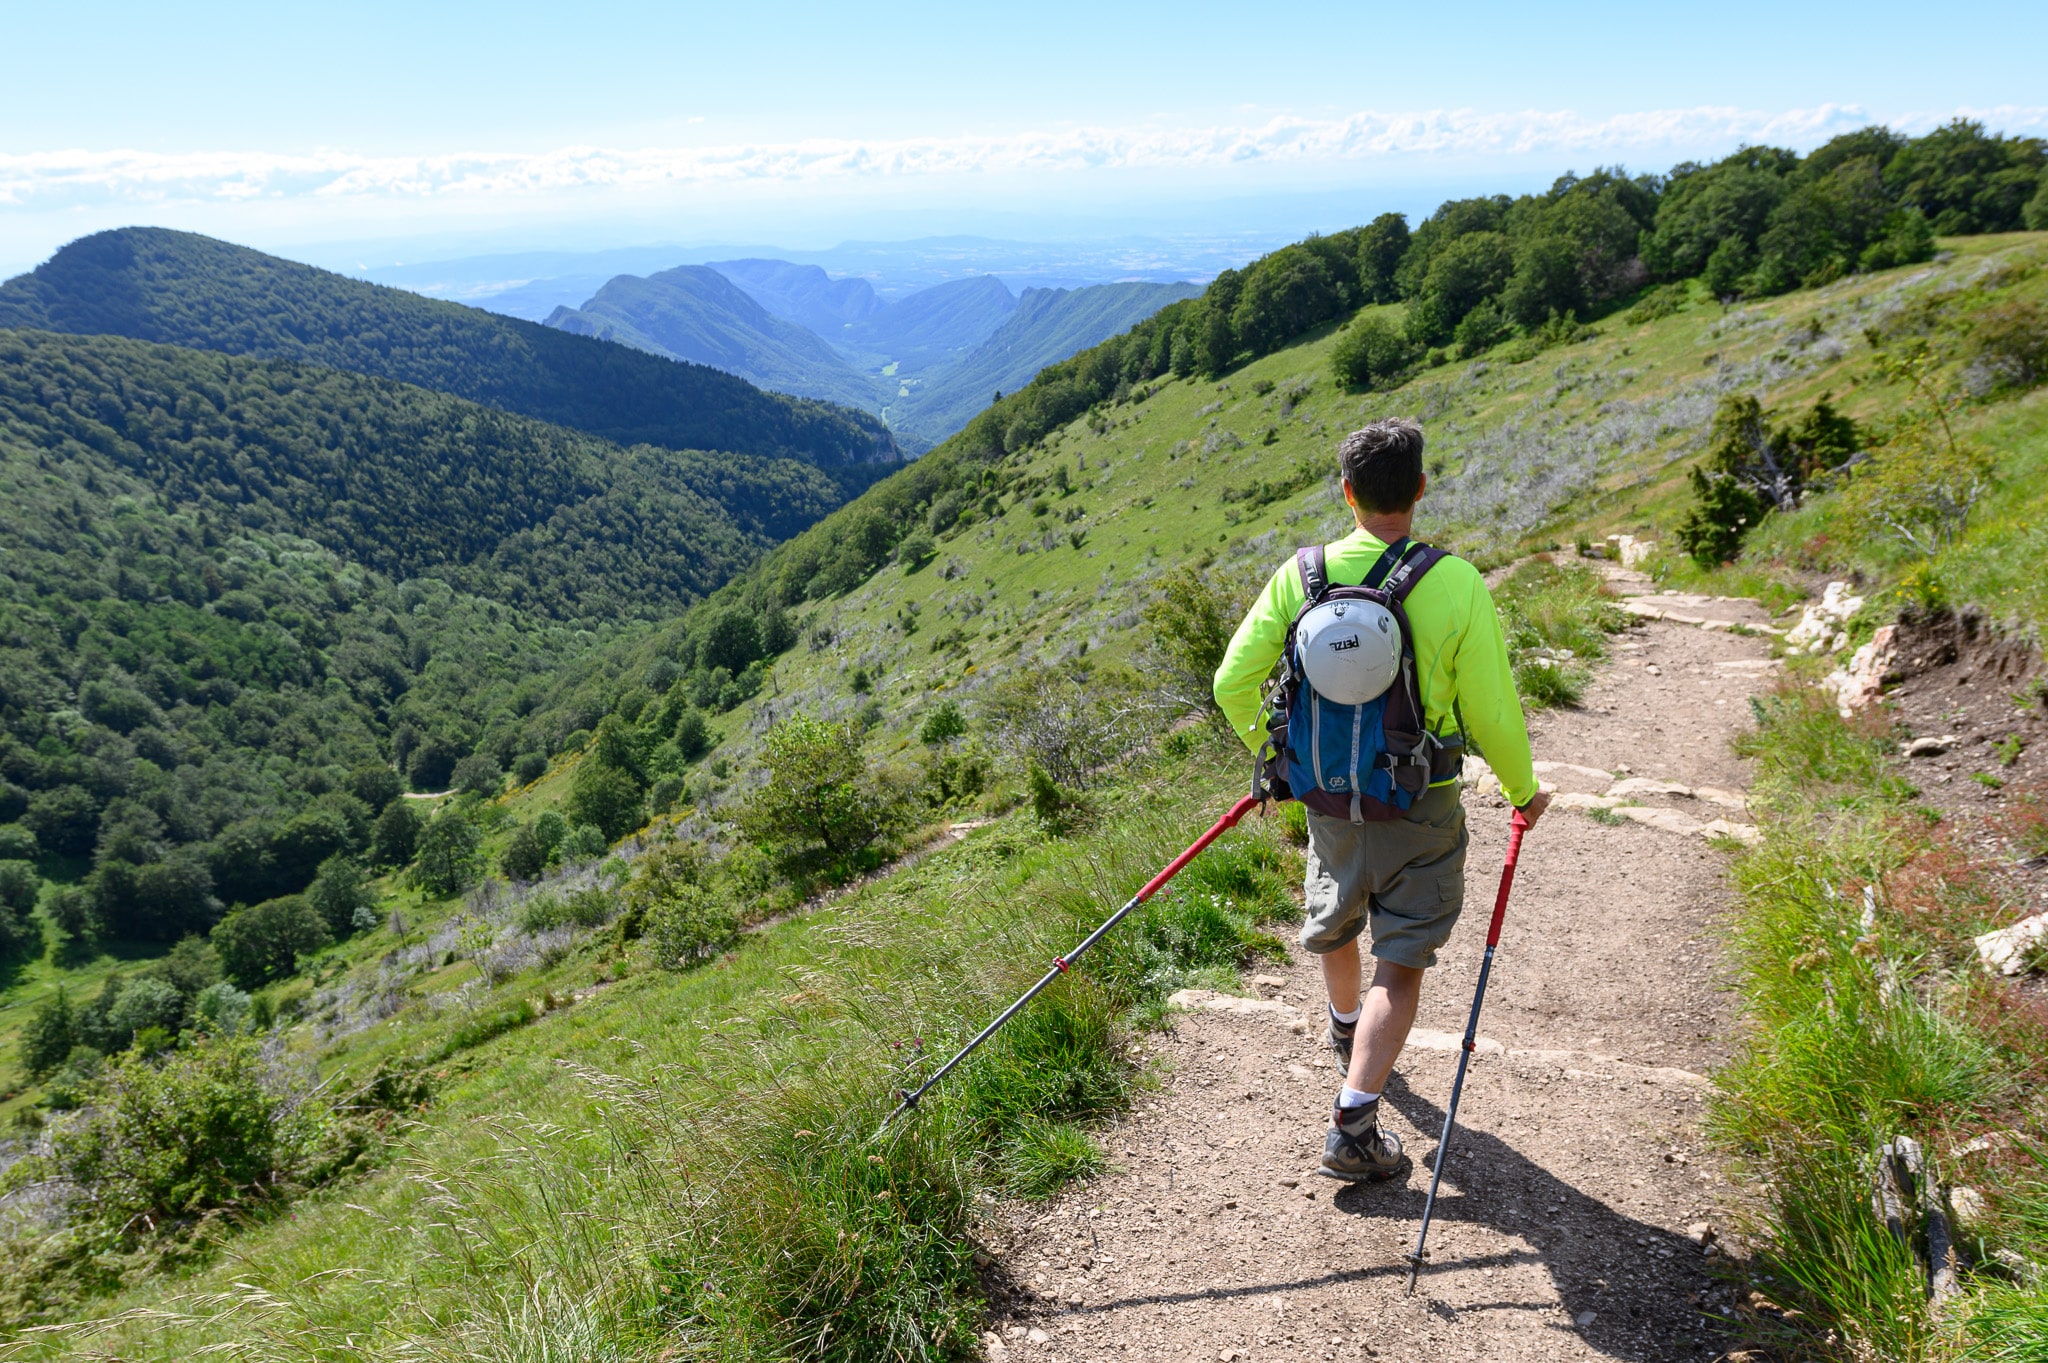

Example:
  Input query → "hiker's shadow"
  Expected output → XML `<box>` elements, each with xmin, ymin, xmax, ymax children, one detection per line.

<box><xmin>1315</xmin><ymin>1070</ymin><xmax>1718</xmax><ymax>1353</ymax></box>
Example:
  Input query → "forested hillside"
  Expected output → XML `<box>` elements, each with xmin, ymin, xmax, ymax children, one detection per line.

<box><xmin>0</xmin><ymin>328</ymin><xmax>845</xmax><ymax>957</ymax></box>
<box><xmin>0</xmin><ymin>228</ymin><xmax>899</xmax><ymax>467</ymax></box>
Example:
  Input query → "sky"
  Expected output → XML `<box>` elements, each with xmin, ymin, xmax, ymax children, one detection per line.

<box><xmin>2</xmin><ymin>0</ymin><xmax>2045</xmax><ymax>277</ymax></box>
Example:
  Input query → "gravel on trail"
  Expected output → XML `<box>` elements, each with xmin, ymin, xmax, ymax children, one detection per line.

<box><xmin>985</xmin><ymin>575</ymin><xmax>1775</xmax><ymax>1363</ymax></box>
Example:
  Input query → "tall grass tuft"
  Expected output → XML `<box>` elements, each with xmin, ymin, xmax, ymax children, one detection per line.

<box><xmin>1491</xmin><ymin>555</ymin><xmax>1624</xmax><ymax>709</ymax></box>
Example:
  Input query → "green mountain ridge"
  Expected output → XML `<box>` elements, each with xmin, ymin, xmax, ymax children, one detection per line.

<box><xmin>0</xmin><ymin>227</ymin><xmax>899</xmax><ymax>468</ymax></box>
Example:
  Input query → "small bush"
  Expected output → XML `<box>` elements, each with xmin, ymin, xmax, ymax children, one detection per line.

<box><xmin>643</xmin><ymin>882</ymin><xmax>740</xmax><ymax>971</ymax></box>
<box><xmin>1027</xmin><ymin>762</ymin><xmax>1092</xmax><ymax>837</ymax></box>
<box><xmin>919</xmin><ymin>701</ymin><xmax>968</xmax><ymax>746</ymax></box>
<box><xmin>511</xmin><ymin>752</ymin><xmax>549</xmax><ymax>786</ymax></box>
<box><xmin>1329</xmin><ymin>314</ymin><xmax>1416</xmax><ymax>390</ymax></box>
<box><xmin>211</xmin><ymin>895</ymin><xmax>333</xmax><ymax>989</ymax></box>
<box><xmin>412</xmin><ymin>811</ymin><xmax>484</xmax><ymax>897</ymax></box>
<box><xmin>733</xmin><ymin>714</ymin><xmax>907</xmax><ymax>883</ymax></box>
<box><xmin>450</xmin><ymin>753</ymin><xmax>504</xmax><ymax>799</ymax></box>
<box><xmin>1966</xmin><ymin>299</ymin><xmax>2048</xmax><ymax>393</ymax></box>
<box><xmin>425</xmin><ymin>1000</ymin><xmax>536</xmax><ymax>1064</ymax></box>
<box><xmin>1625</xmin><ymin>282</ymin><xmax>1688</xmax><ymax>324</ymax></box>
<box><xmin>40</xmin><ymin>1038</ymin><xmax>326</xmax><ymax>1245</ymax></box>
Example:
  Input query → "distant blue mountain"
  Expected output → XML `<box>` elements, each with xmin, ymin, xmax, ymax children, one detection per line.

<box><xmin>710</xmin><ymin>259</ymin><xmax>887</xmax><ymax>335</ymax></box>
<box><xmin>889</xmin><ymin>280</ymin><xmax>1202</xmax><ymax>444</ymax></box>
<box><xmin>545</xmin><ymin>267</ymin><xmax>882</xmax><ymax>413</ymax></box>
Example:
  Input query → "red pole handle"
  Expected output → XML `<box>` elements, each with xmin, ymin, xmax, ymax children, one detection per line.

<box><xmin>1483</xmin><ymin>808</ymin><xmax>1531</xmax><ymax>948</ymax></box>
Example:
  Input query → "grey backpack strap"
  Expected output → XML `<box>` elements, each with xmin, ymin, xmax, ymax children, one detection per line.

<box><xmin>1295</xmin><ymin>545</ymin><xmax>1329</xmax><ymax>603</ymax></box>
<box><xmin>1382</xmin><ymin>543</ymin><xmax>1451</xmax><ymax>603</ymax></box>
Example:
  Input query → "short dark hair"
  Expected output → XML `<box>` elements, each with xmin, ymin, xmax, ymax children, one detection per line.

<box><xmin>1338</xmin><ymin>419</ymin><xmax>1425</xmax><ymax>513</ymax></box>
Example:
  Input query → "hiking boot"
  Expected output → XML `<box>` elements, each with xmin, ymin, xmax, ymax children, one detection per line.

<box><xmin>1319</xmin><ymin>1100</ymin><xmax>1407</xmax><ymax>1183</ymax></box>
<box><xmin>1326</xmin><ymin>1007</ymin><xmax>1357</xmax><ymax>1069</ymax></box>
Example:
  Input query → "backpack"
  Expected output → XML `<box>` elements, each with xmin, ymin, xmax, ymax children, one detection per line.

<box><xmin>1252</xmin><ymin>536</ymin><xmax>1465</xmax><ymax>821</ymax></box>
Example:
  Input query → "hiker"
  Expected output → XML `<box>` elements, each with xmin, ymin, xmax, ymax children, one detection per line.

<box><xmin>1212</xmin><ymin>417</ymin><xmax>1550</xmax><ymax>1182</ymax></box>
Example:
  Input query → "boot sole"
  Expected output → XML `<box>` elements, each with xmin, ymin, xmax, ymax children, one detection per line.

<box><xmin>1316</xmin><ymin>1154</ymin><xmax>1410</xmax><ymax>1184</ymax></box>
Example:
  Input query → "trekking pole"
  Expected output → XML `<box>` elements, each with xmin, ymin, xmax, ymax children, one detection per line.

<box><xmin>1406</xmin><ymin>807</ymin><xmax>1531</xmax><ymax>1294</ymax></box>
<box><xmin>879</xmin><ymin>795</ymin><xmax>1261</xmax><ymax>1135</ymax></box>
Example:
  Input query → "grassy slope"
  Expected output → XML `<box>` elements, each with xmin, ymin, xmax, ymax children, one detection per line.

<box><xmin>30</xmin><ymin>757</ymin><xmax>1293</xmax><ymax>1355</ymax></box>
<box><xmin>701</xmin><ymin>234</ymin><xmax>2048</xmax><ymax>773</ymax></box>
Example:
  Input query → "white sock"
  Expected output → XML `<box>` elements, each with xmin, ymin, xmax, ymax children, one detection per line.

<box><xmin>1338</xmin><ymin>1086</ymin><xmax>1379</xmax><ymax>1108</ymax></box>
<box><xmin>1330</xmin><ymin>1002</ymin><xmax>1362</xmax><ymax>1025</ymax></box>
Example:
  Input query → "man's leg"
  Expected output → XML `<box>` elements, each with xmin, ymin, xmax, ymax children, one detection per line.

<box><xmin>1317</xmin><ymin>947</ymin><xmax>1418</xmax><ymax>1182</ymax></box>
<box><xmin>1319</xmin><ymin>936</ymin><xmax>1363</xmax><ymax>1018</ymax></box>
<box><xmin>1346</xmin><ymin>956</ymin><xmax>1424</xmax><ymax>1095</ymax></box>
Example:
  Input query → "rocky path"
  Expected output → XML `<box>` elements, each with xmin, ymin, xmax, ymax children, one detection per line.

<box><xmin>984</xmin><ymin>579</ymin><xmax>1779</xmax><ymax>1363</ymax></box>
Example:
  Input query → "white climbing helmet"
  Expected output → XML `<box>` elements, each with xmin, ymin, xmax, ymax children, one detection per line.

<box><xmin>1295</xmin><ymin>597</ymin><xmax>1402</xmax><ymax>705</ymax></box>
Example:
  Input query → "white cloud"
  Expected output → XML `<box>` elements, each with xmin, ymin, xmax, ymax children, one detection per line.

<box><xmin>5</xmin><ymin>104</ymin><xmax>2044</xmax><ymax>211</ymax></box>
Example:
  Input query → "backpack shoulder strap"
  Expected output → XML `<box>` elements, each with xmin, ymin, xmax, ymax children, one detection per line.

<box><xmin>1382</xmin><ymin>543</ymin><xmax>1453</xmax><ymax>604</ymax></box>
<box><xmin>1362</xmin><ymin>536</ymin><xmax>1415</xmax><ymax>590</ymax></box>
<box><xmin>1295</xmin><ymin>545</ymin><xmax>1329</xmax><ymax>604</ymax></box>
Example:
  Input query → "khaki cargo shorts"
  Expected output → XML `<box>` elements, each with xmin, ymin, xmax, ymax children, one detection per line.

<box><xmin>1301</xmin><ymin>782</ymin><xmax>1469</xmax><ymax>969</ymax></box>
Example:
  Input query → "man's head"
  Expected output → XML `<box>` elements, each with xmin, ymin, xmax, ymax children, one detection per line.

<box><xmin>1338</xmin><ymin>419</ymin><xmax>1426</xmax><ymax>515</ymax></box>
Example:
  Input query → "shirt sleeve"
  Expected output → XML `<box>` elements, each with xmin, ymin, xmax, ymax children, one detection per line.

<box><xmin>1212</xmin><ymin>560</ymin><xmax>1299</xmax><ymax>752</ymax></box>
<box><xmin>1452</xmin><ymin>575</ymin><xmax>1539</xmax><ymax>806</ymax></box>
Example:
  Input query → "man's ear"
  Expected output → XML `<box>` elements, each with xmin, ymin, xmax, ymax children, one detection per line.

<box><xmin>1413</xmin><ymin>470</ymin><xmax>1428</xmax><ymax>502</ymax></box>
<box><xmin>1342</xmin><ymin>477</ymin><xmax>1359</xmax><ymax>510</ymax></box>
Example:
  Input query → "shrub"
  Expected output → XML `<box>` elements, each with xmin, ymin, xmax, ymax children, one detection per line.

<box><xmin>511</xmin><ymin>752</ymin><xmax>549</xmax><ymax>786</ymax></box>
<box><xmin>306</xmin><ymin>854</ymin><xmax>376</xmax><ymax>937</ymax></box>
<box><xmin>644</xmin><ymin>882</ymin><xmax>741</xmax><ymax>970</ymax></box>
<box><xmin>1028</xmin><ymin>762</ymin><xmax>1092</xmax><ymax>836</ymax></box>
<box><xmin>1329</xmin><ymin>314</ymin><xmax>1416</xmax><ymax>390</ymax></box>
<box><xmin>500</xmin><ymin>818</ymin><xmax>559</xmax><ymax>882</ymax></box>
<box><xmin>1967</xmin><ymin>299</ymin><xmax>2048</xmax><ymax>392</ymax></box>
<box><xmin>43</xmin><ymin>1037</ymin><xmax>324</xmax><ymax>1244</ymax></box>
<box><xmin>565</xmin><ymin>761</ymin><xmax>646</xmax><ymax>844</ymax></box>
<box><xmin>557</xmin><ymin>823</ymin><xmax>608</xmax><ymax>865</ymax></box>
<box><xmin>919</xmin><ymin>701</ymin><xmax>968</xmax><ymax>746</ymax></box>
<box><xmin>733</xmin><ymin>714</ymin><xmax>904</xmax><ymax>881</ymax></box>
<box><xmin>979</xmin><ymin>662</ymin><xmax>1152</xmax><ymax>791</ymax></box>
<box><xmin>412</xmin><ymin>811</ymin><xmax>484</xmax><ymax>897</ymax></box>
<box><xmin>1625</xmin><ymin>282</ymin><xmax>1688</xmax><ymax>324</ymax></box>
<box><xmin>1141</xmin><ymin>568</ymin><xmax>1246</xmax><ymax>728</ymax></box>
<box><xmin>895</xmin><ymin>529</ymin><xmax>937</xmax><ymax>570</ymax></box>
<box><xmin>192</xmin><ymin>981</ymin><xmax>253</xmax><ymax>1036</ymax></box>
<box><xmin>107</xmin><ymin>977</ymin><xmax>186</xmax><ymax>1045</ymax></box>
<box><xmin>370</xmin><ymin>799</ymin><xmax>421</xmax><ymax>868</ymax></box>
<box><xmin>19</xmin><ymin>988</ymin><xmax>76</xmax><ymax>1078</ymax></box>
<box><xmin>346</xmin><ymin>765</ymin><xmax>403</xmax><ymax>814</ymax></box>
<box><xmin>1452</xmin><ymin>298</ymin><xmax>1510</xmax><ymax>356</ymax></box>
<box><xmin>450</xmin><ymin>753</ymin><xmax>504</xmax><ymax>799</ymax></box>
<box><xmin>212</xmin><ymin>895</ymin><xmax>333</xmax><ymax>989</ymax></box>
<box><xmin>0</xmin><ymin>859</ymin><xmax>38</xmax><ymax>919</ymax></box>
<box><xmin>45</xmin><ymin>886</ymin><xmax>98</xmax><ymax>946</ymax></box>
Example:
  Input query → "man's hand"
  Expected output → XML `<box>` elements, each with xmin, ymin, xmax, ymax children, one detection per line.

<box><xmin>1516</xmin><ymin>789</ymin><xmax>1552</xmax><ymax>828</ymax></box>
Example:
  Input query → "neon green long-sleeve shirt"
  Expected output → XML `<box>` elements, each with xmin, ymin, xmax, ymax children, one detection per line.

<box><xmin>1210</xmin><ymin>527</ymin><xmax>1539</xmax><ymax>807</ymax></box>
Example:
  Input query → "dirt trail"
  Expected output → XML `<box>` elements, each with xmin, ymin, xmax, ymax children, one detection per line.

<box><xmin>986</xmin><ymin>575</ymin><xmax>1779</xmax><ymax>1363</ymax></box>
